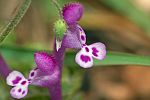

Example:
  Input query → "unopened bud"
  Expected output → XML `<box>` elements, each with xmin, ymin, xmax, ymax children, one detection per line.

<box><xmin>54</xmin><ymin>19</ymin><xmax>67</xmax><ymax>51</ymax></box>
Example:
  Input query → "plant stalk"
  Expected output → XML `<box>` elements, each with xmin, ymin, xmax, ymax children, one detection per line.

<box><xmin>50</xmin><ymin>0</ymin><xmax>63</xmax><ymax>18</ymax></box>
<box><xmin>48</xmin><ymin>39</ymin><xmax>66</xmax><ymax>100</ymax></box>
<box><xmin>0</xmin><ymin>0</ymin><xmax>31</xmax><ymax>44</ymax></box>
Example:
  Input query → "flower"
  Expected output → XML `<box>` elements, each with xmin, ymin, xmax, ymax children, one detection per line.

<box><xmin>73</xmin><ymin>25</ymin><xmax>106</xmax><ymax>68</ymax></box>
<box><xmin>62</xmin><ymin>3</ymin><xmax>106</xmax><ymax>68</ymax></box>
<box><xmin>6</xmin><ymin>2</ymin><xmax>106</xmax><ymax>99</ymax></box>
<box><xmin>6</xmin><ymin>52</ymin><xmax>59</xmax><ymax>99</ymax></box>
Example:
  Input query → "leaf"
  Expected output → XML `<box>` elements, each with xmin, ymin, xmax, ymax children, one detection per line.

<box><xmin>94</xmin><ymin>52</ymin><xmax>150</xmax><ymax>66</ymax></box>
<box><xmin>99</xmin><ymin>0</ymin><xmax>150</xmax><ymax>36</ymax></box>
<box><xmin>23</xmin><ymin>94</ymin><xmax>50</xmax><ymax>100</ymax></box>
<box><xmin>65</xmin><ymin>51</ymin><xmax>150</xmax><ymax>67</ymax></box>
<box><xmin>0</xmin><ymin>0</ymin><xmax>31</xmax><ymax>44</ymax></box>
<box><xmin>0</xmin><ymin>45</ymin><xmax>150</xmax><ymax>67</ymax></box>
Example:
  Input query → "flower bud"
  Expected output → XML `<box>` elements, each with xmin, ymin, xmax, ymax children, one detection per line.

<box><xmin>62</xmin><ymin>2</ymin><xmax>84</xmax><ymax>25</ymax></box>
<box><xmin>54</xmin><ymin>19</ymin><xmax>67</xmax><ymax>51</ymax></box>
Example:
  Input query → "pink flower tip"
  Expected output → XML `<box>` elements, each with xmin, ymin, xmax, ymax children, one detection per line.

<box><xmin>34</xmin><ymin>52</ymin><xmax>56</xmax><ymax>74</ymax></box>
<box><xmin>62</xmin><ymin>2</ymin><xmax>84</xmax><ymax>25</ymax></box>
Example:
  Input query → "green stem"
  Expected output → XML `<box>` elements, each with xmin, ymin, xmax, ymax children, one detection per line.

<box><xmin>50</xmin><ymin>0</ymin><xmax>62</xmax><ymax>18</ymax></box>
<box><xmin>0</xmin><ymin>0</ymin><xmax>31</xmax><ymax>44</ymax></box>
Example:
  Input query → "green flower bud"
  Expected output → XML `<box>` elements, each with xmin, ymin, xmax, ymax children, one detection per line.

<box><xmin>54</xmin><ymin>19</ymin><xmax>67</xmax><ymax>40</ymax></box>
<box><xmin>54</xmin><ymin>19</ymin><xmax>67</xmax><ymax>51</ymax></box>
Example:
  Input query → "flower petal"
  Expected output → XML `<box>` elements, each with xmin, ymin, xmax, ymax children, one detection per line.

<box><xmin>89</xmin><ymin>42</ymin><xmax>106</xmax><ymax>60</ymax></box>
<box><xmin>77</xmin><ymin>25</ymin><xmax>86</xmax><ymax>44</ymax></box>
<box><xmin>28</xmin><ymin>68</ymin><xmax>38</xmax><ymax>83</ymax></box>
<box><xmin>6</xmin><ymin>71</ymin><xmax>25</xmax><ymax>86</ymax></box>
<box><xmin>34</xmin><ymin>52</ymin><xmax>56</xmax><ymax>74</ymax></box>
<box><xmin>10</xmin><ymin>85</ymin><xmax>28</xmax><ymax>99</ymax></box>
<box><xmin>62</xmin><ymin>2</ymin><xmax>84</xmax><ymax>25</ymax></box>
<box><xmin>75</xmin><ymin>46</ymin><xmax>93</xmax><ymax>68</ymax></box>
<box><xmin>30</xmin><ymin>68</ymin><xmax>59</xmax><ymax>87</ymax></box>
<box><xmin>62</xmin><ymin>29</ymin><xmax>82</xmax><ymax>49</ymax></box>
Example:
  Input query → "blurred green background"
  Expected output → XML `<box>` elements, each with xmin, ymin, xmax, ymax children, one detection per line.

<box><xmin>0</xmin><ymin>0</ymin><xmax>150</xmax><ymax>100</ymax></box>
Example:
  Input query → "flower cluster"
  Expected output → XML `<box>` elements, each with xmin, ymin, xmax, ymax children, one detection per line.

<box><xmin>6</xmin><ymin>2</ymin><xmax>106</xmax><ymax>99</ymax></box>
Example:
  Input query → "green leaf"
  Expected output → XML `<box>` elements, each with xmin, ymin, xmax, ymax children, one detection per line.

<box><xmin>94</xmin><ymin>52</ymin><xmax>150</xmax><ymax>66</ymax></box>
<box><xmin>99</xmin><ymin>0</ymin><xmax>150</xmax><ymax>36</ymax></box>
<box><xmin>65</xmin><ymin>51</ymin><xmax>150</xmax><ymax>67</ymax></box>
<box><xmin>0</xmin><ymin>45</ymin><xmax>150</xmax><ymax>67</ymax></box>
<box><xmin>23</xmin><ymin>94</ymin><xmax>50</xmax><ymax>100</ymax></box>
<box><xmin>0</xmin><ymin>0</ymin><xmax>31</xmax><ymax>44</ymax></box>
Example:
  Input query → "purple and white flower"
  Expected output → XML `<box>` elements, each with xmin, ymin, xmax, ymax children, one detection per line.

<box><xmin>6</xmin><ymin>52</ymin><xmax>59</xmax><ymax>99</ymax></box>
<box><xmin>62</xmin><ymin>3</ymin><xmax>106</xmax><ymax>68</ymax></box>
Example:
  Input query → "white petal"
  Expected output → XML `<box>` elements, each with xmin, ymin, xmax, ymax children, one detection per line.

<box><xmin>89</xmin><ymin>42</ymin><xmax>106</xmax><ymax>60</ymax></box>
<box><xmin>75</xmin><ymin>46</ymin><xmax>93</xmax><ymax>68</ymax></box>
<box><xmin>77</xmin><ymin>25</ymin><xmax>86</xmax><ymax>44</ymax></box>
<box><xmin>28</xmin><ymin>68</ymin><xmax>38</xmax><ymax>83</ymax></box>
<box><xmin>6</xmin><ymin>71</ymin><xmax>25</xmax><ymax>86</ymax></box>
<box><xmin>10</xmin><ymin>86</ymin><xmax>28</xmax><ymax>99</ymax></box>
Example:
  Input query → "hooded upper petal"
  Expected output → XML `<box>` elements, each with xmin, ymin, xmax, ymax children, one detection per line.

<box><xmin>62</xmin><ymin>2</ymin><xmax>84</xmax><ymax>25</ymax></box>
<box><xmin>34</xmin><ymin>52</ymin><xmax>56</xmax><ymax>75</ymax></box>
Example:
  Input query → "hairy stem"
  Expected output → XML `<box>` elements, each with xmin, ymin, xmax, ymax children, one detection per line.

<box><xmin>49</xmin><ymin>79</ymin><xmax>62</xmax><ymax>100</ymax></box>
<box><xmin>0</xmin><ymin>0</ymin><xmax>31</xmax><ymax>44</ymax></box>
<box><xmin>44</xmin><ymin>1</ymin><xmax>64</xmax><ymax>99</ymax></box>
<box><xmin>48</xmin><ymin>39</ymin><xmax>66</xmax><ymax>100</ymax></box>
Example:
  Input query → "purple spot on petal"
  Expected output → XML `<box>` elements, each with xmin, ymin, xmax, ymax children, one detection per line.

<box><xmin>85</xmin><ymin>47</ymin><xmax>89</xmax><ymax>52</ymax></box>
<box><xmin>80</xmin><ymin>55</ymin><xmax>91</xmax><ymax>63</ymax></box>
<box><xmin>21</xmin><ymin>81</ymin><xmax>26</xmax><ymax>85</ymax></box>
<box><xmin>30</xmin><ymin>72</ymin><xmax>34</xmax><ymax>77</ymax></box>
<box><xmin>92</xmin><ymin>47</ymin><xmax>99</xmax><ymax>57</ymax></box>
<box><xmin>22</xmin><ymin>91</ymin><xmax>25</xmax><ymax>95</ymax></box>
<box><xmin>28</xmin><ymin>79</ymin><xmax>32</xmax><ymax>84</ymax></box>
<box><xmin>18</xmin><ymin>88</ymin><xmax>22</xmax><ymax>92</ymax></box>
<box><xmin>12</xmin><ymin>76</ymin><xmax>22</xmax><ymax>85</ymax></box>
<box><xmin>81</xmin><ymin>35</ymin><xmax>85</xmax><ymax>41</ymax></box>
<box><xmin>82</xmin><ymin>44</ymin><xmax>86</xmax><ymax>47</ymax></box>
